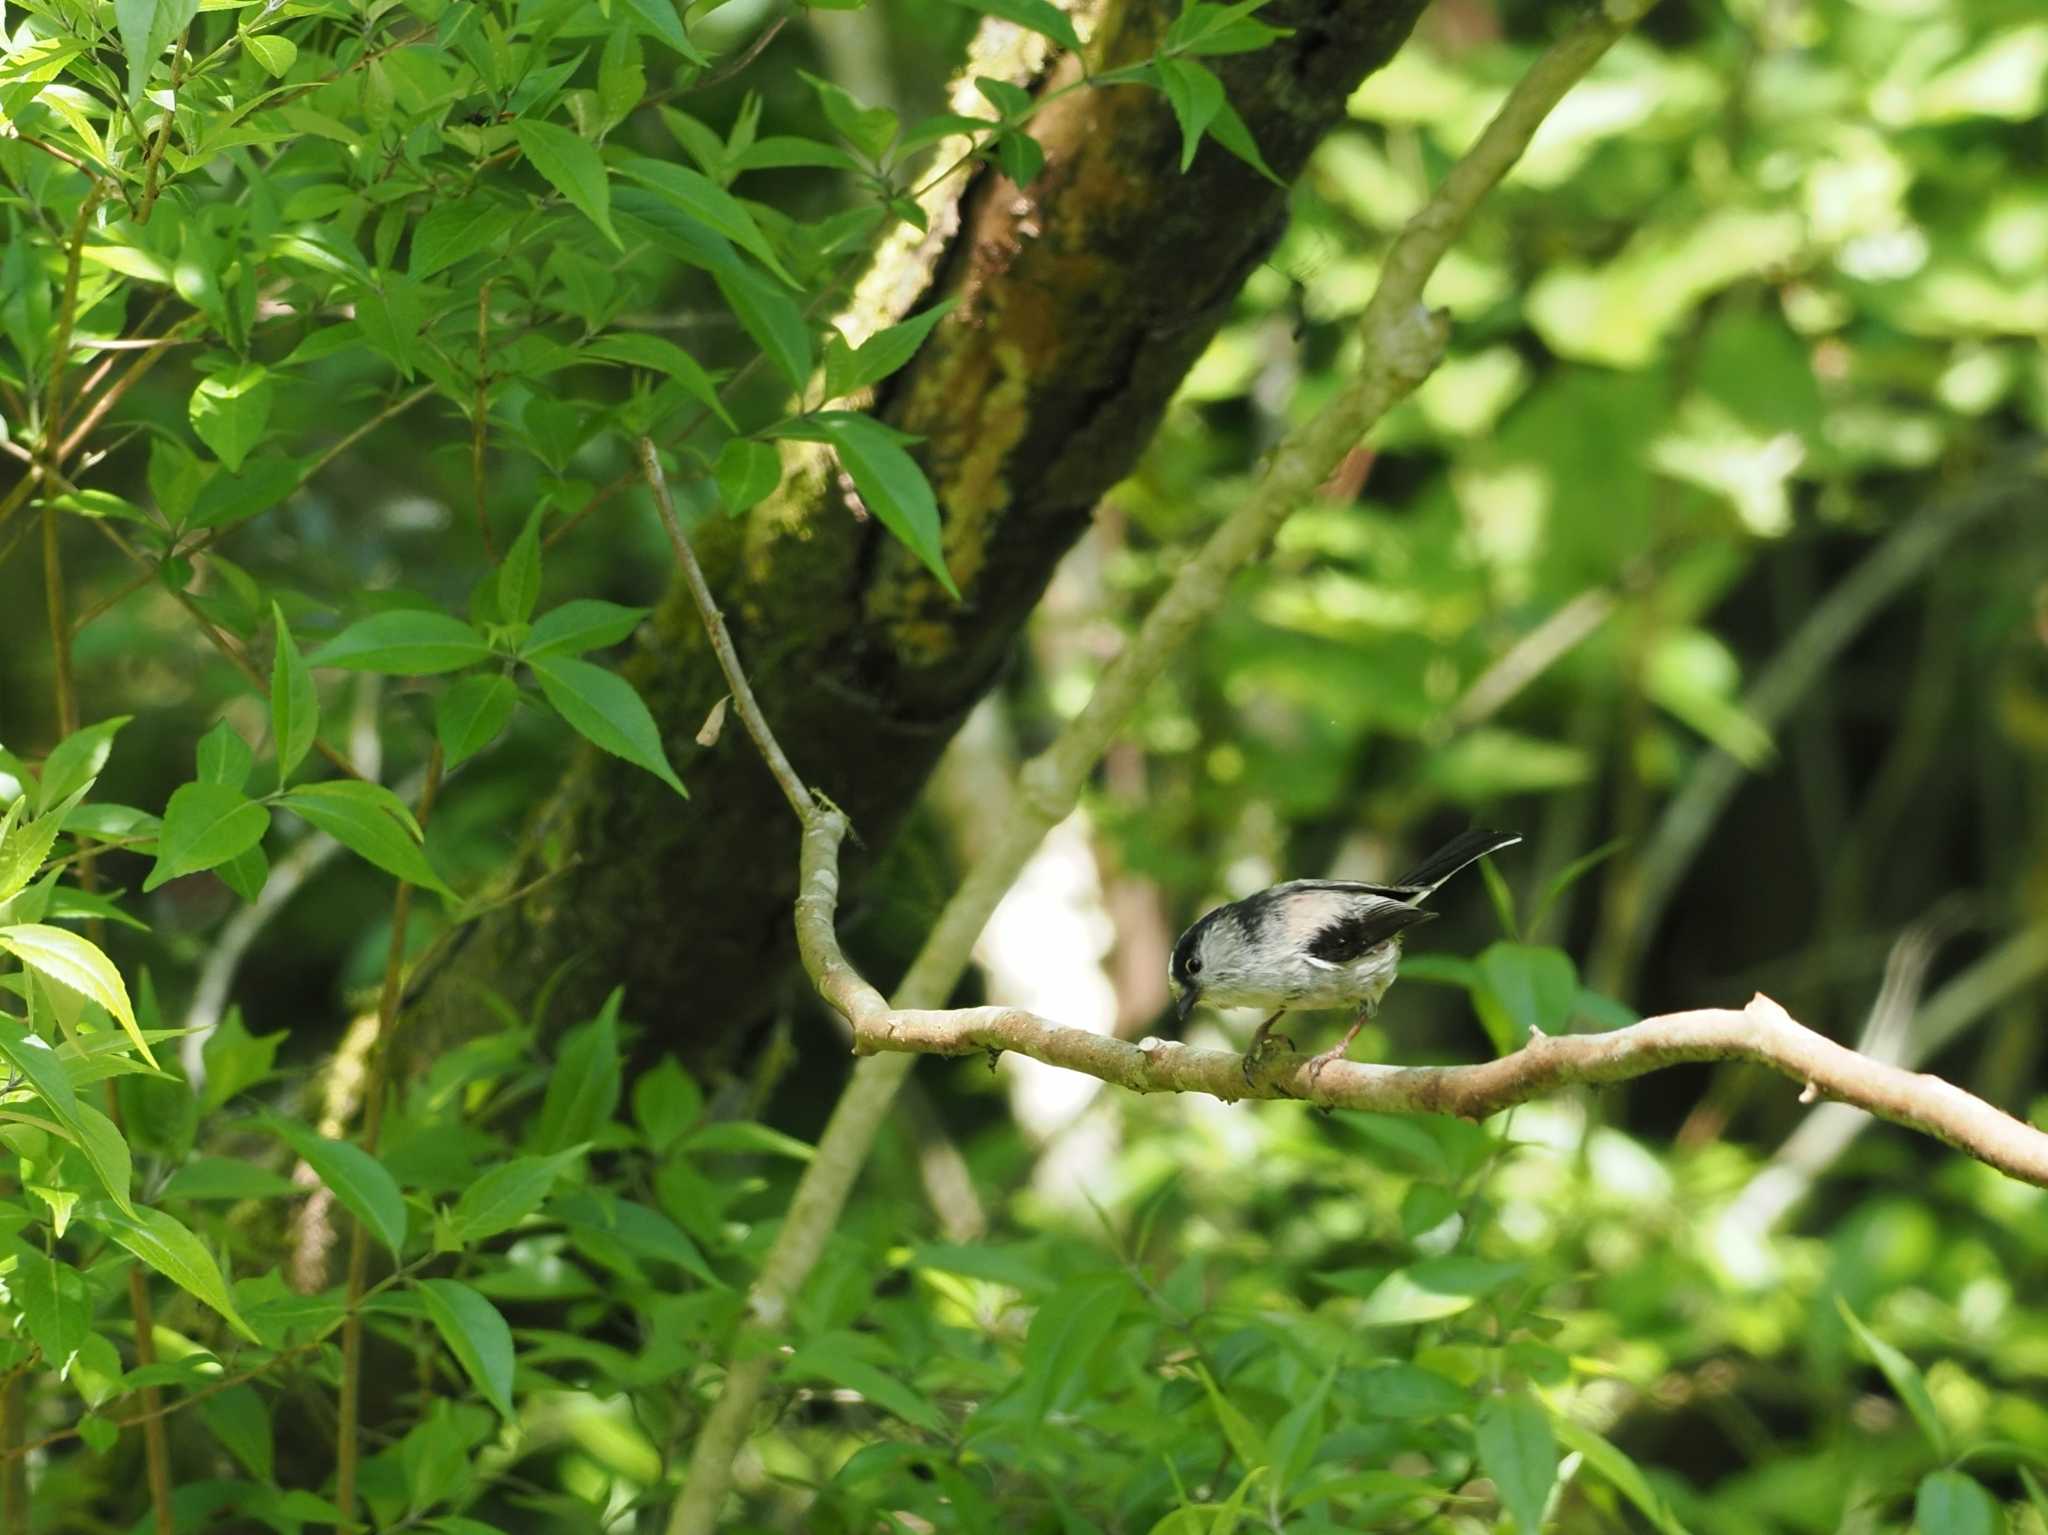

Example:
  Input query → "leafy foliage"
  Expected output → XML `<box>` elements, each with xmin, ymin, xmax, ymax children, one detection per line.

<box><xmin>0</xmin><ymin>0</ymin><xmax>2044</xmax><ymax>1528</ymax></box>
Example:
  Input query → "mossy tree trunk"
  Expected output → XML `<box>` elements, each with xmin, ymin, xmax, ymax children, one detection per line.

<box><xmin>412</xmin><ymin>0</ymin><xmax>1430</xmax><ymax>1066</ymax></box>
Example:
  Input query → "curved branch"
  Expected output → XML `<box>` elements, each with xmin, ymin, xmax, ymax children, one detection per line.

<box><xmin>795</xmin><ymin>811</ymin><xmax>2048</xmax><ymax>1189</ymax></box>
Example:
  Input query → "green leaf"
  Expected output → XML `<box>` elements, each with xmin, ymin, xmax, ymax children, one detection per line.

<box><xmin>242</xmin><ymin>31</ymin><xmax>295</xmax><ymax>78</ymax></box>
<box><xmin>1021</xmin><ymin>1274</ymin><xmax>1128</xmax><ymax>1419</ymax></box>
<box><xmin>200</xmin><ymin>1384</ymin><xmax>274</xmax><ymax>1480</ymax></box>
<box><xmin>71</xmin><ymin>1103</ymin><xmax>136</xmax><ymax>1217</ymax></box>
<box><xmin>195</xmin><ymin>720</ymin><xmax>254</xmax><ymax>792</ymax></box>
<box><xmin>1550</xmin><ymin>1420</ymin><xmax>1691</xmax><ymax>1535</ymax></box>
<box><xmin>1153</xmin><ymin>58</ymin><xmax>1224</xmax><ymax>171</ymax></box>
<box><xmin>714</xmin><ymin>438</ymin><xmax>782</xmax><ymax>517</ymax></box>
<box><xmin>447</xmin><ymin>1148</ymin><xmax>583</xmax><ymax>1246</ymax></box>
<box><xmin>308</xmin><ymin>611</ymin><xmax>493</xmax><ymax>674</ymax></box>
<box><xmin>40</xmin><ymin>717</ymin><xmax>129</xmax><ymax>809</ymax></box>
<box><xmin>1354</xmin><ymin>1363</ymin><xmax>1469</xmax><ymax>1421</ymax></box>
<box><xmin>285</xmin><ymin>782</ymin><xmax>452</xmax><ymax>896</ymax></box>
<box><xmin>1192</xmin><ymin>1361</ymin><xmax>1268</xmax><ymax>1474</ymax></box>
<box><xmin>632</xmin><ymin>1057</ymin><xmax>701</xmax><ymax>1149</ymax></box>
<box><xmin>142</xmin><ymin>782</ymin><xmax>269</xmax><ymax>894</ymax></box>
<box><xmin>620</xmin><ymin>0</ymin><xmax>708</xmax><ymax>62</ymax></box>
<box><xmin>1269</xmin><ymin>1363</ymin><xmax>1337</xmax><ymax>1486</ymax></box>
<box><xmin>417</xmin><ymin>1279</ymin><xmax>515</xmax><ymax>1417</ymax></box>
<box><xmin>515</xmin><ymin>119</ymin><xmax>620</xmax><ymax>250</ymax></box>
<box><xmin>498</xmin><ymin>508</ymin><xmax>544</xmax><ymax>625</ymax></box>
<box><xmin>529</xmin><ymin>655</ymin><xmax>687</xmax><ymax>796</ymax></box>
<box><xmin>943</xmin><ymin>0</ymin><xmax>1081</xmax><ymax>51</ymax></box>
<box><xmin>1477</xmin><ymin>1394</ymin><xmax>1557</xmax><ymax>1533</ymax></box>
<box><xmin>1915</xmin><ymin>1471</ymin><xmax>2000</xmax><ymax>1535</ymax></box>
<box><xmin>531</xmin><ymin>996</ymin><xmax>622</xmax><ymax>1154</ymax></box>
<box><xmin>684</xmin><ymin>1120</ymin><xmax>815</xmax><ymax>1160</ymax></box>
<box><xmin>800</xmin><ymin>72</ymin><xmax>898</xmax><ymax>163</ymax></box>
<box><xmin>521</xmin><ymin>600</ymin><xmax>649</xmax><ymax>660</ymax></box>
<box><xmin>189</xmin><ymin>455</ymin><xmax>309</xmax><ymax>532</ymax></box>
<box><xmin>410</xmin><ymin>197</ymin><xmax>522</xmax><ymax>279</ymax></box>
<box><xmin>188</xmin><ymin>364</ymin><xmax>273</xmax><ymax>472</ymax></box>
<box><xmin>199</xmin><ymin>1006</ymin><xmax>283</xmax><ymax>1112</ymax></box>
<box><xmin>583</xmin><ymin>333</ymin><xmax>733</xmax><ymax>429</ymax></box>
<box><xmin>116</xmin><ymin>0</ymin><xmax>197</xmax><ymax>102</ymax></box>
<box><xmin>269</xmin><ymin>605</ymin><xmax>319</xmax><ymax>789</ymax></box>
<box><xmin>0</xmin><ymin>792</ymin><xmax>78</xmax><ymax>906</ymax></box>
<box><xmin>1473</xmin><ymin>943</ymin><xmax>1579</xmax><ymax>1052</ymax></box>
<box><xmin>97</xmin><ymin>1205</ymin><xmax>259</xmax><ymax>1343</ymax></box>
<box><xmin>0</xmin><ymin>1015</ymin><xmax>81</xmax><ymax>1128</ymax></box>
<box><xmin>10</xmin><ymin>1246</ymin><xmax>91</xmax><ymax>1366</ymax></box>
<box><xmin>0</xmin><ymin>925</ymin><xmax>153</xmax><ymax>1068</ymax></box>
<box><xmin>1358</xmin><ymin>1256</ymin><xmax>1521</xmax><ymax>1325</ymax></box>
<box><xmin>713</xmin><ymin>259</ymin><xmax>812</xmax><ymax>390</ymax></box>
<box><xmin>1204</xmin><ymin>98</ymin><xmax>1281</xmax><ymax>185</ymax></box>
<box><xmin>617</xmin><ymin>158</ymin><xmax>794</xmax><ymax>285</ymax></box>
<box><xmin>436</xmin><ymin>674</ymin><xmax>518</xmax><ymax>768</ymax></box>
<box><xmin>261</xmin><ymin>1116</ymin><xmax>408</xmax><ymax>1256</ymax></box>
<box><xmin>823</xmin><ymin>299</ymin><xmax>955</xmax><ymax>401</ymax></box>
<box><xmin>785</xmin><ymin>1336</ymin><xmax>945</xmax><ymax>1432</ymax></box>
<box><xmin>774</xmin><ymin>412</ymin><xmax>957</xmax><ymax>597</ymax></box>
<box><xmin>1838</xmin><ymin>1299</ymin><xmax>1949</xmax><ymax>1458</ymax></box>
<box><xmin>598</xmin><ymin>27</ymin><xmax>645</xmax><ymax>129</ymax></box>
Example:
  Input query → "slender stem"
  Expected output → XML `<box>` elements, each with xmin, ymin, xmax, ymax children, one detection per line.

<box><xmin>638</xmin><ymin>438</ymin><xmax>812</xmax><ymax>819</ymax></box>
<box><xmin>472</xmin><ymin>282</ymin><xmax>498</xmax><ymax>560</ymax></box>
<box><xmin>333</xmin><ymin>744</ymin><xmax>445</xmax><ymax>1524</ymax></box>
<box><xmin>57</xmin><ymin>317</ymin><xmax>198</xmax><ymax>460</ymax></box>
<box><xmin>87</xmin><ymin>520</ymin><xmax>372</xmax><ymax>782</ymax></box>
<box><xmin>43</xmin><ymin>182</ymin><xmax>108</xmax><ymax>453</ymax></box>
<box><xmin>0</xmin><ymin>1379</ymin><xmax>20</xmax><ymax>1530</ymax></box>
<box><xmin>135</xmin><ymin>30</ymin><xmax>192</xmax><ymax>223</ymax></box>
<box><xmin>39</xmin><ymin>449</ymin><xmax>176</xmax><ymax>1534</ymax></box>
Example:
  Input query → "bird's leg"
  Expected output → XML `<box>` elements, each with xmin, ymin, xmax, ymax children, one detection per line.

<box><xmin>1306</xmin><ymin>1001</ymin><xmax>1374</xmax><ymax>1088</ymax></box>
<box><xmin>1241</xmin><ymin>1010</ymin><xmax>1293</xmax><ymax>1084</ymax></box>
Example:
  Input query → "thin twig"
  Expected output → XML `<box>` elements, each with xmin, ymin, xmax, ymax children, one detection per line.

<box><xmin>43</xmin><ymin>182</ymin><xmax>109</xmax><ymax>452</ymax></box>
<box><xmin>88</xmin><ymin>520</ymin><xmax>371</xmax><ymax>782</ymax></box>
<box><xmin>472</xmin><ymin>282</ymin><xmax>498</xmax><ymax>560</ymax></box>
<box><xmin>334</xmin><ymin>744</ymin><xmax>445</xmax><ymax>1522</ymax></box>
<box><xmin>136</xmin><ymin>28</ymin><xmax>193</xmax><ymax>223</ymax></box>
<box><xmin>638</xmin><ymin>437</ymin><xmax>812</xmax><ymax>819</ymax></box>
<box><xmin>38</xmin><ymin>444</ymin><xmax>175</xmax><ymax>1534</ymax></box>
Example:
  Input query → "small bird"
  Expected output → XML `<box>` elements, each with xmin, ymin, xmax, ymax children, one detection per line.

<box><xmin>1169</xmin><ymin>828</ymin><xmax>1522</xmax><ymax>1085</ymax></box>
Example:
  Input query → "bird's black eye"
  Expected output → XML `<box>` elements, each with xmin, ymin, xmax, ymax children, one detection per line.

<box><xmin>1187</xmin><ymin>956</ymin><xmax>1203</xmax><ymax>976</ymax></box>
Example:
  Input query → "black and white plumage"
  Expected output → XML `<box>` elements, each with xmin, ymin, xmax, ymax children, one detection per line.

<box><xmin>1168</xmin><ymin>828</ymin><xmax>1521</xmax><ymax>1082</ymax></box>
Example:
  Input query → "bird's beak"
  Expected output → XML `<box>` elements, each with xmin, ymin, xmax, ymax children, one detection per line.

<box><xmin>1175</xmin><ymin>987</ymin><xmax>1198</xmax><ymax>1025</ymax></box>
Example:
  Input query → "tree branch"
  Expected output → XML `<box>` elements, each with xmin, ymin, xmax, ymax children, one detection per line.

<box><xmin>790</xmin><ymin>810</ymin><xmax>2048</xmax><ymax>1187</ymax></box>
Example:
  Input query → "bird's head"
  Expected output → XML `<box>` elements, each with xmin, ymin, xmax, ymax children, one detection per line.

<box><xmin>1168</xmin><ymin>907</ymin><xmax>1249</xmax><ymax>1023</ymax></box>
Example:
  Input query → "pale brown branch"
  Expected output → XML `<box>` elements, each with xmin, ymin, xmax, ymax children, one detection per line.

<box><xmin>791</xmin><ymin>812</ymin><xmax>2048</xmax><ymax>1188</ymax></box>
<box><xmin>638</xmin><ymin>437</ymin><xmax>813</xmax><ymax>820</ymax></box>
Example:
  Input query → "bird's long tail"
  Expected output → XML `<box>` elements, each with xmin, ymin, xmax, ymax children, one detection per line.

<box><xmin>1394</xmin><ymin>828</ymin><xmax>1522</xmax><ymax>897</ymax></box>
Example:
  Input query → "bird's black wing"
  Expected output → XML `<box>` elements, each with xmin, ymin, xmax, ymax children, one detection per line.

<box><xmin>1302</xmin><ymin>901</ymin><xmax>1437</xmax><ymax>964</ymax></box>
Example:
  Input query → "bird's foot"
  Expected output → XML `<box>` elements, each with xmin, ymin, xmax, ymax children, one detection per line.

<box><xmin>1240</xmin><ymin>1030</ymin><xmax>1295</xmax><ymax>1086</ymax></box>
<box><xmin>1304</xmin><ymin>1041</ymin><xmax>1354</xmax><ymax>1090</ymax></box>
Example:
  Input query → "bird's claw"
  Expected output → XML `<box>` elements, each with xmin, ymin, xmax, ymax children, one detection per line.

<box><xmin>1304</xmin><ymin>1044</ymin><xmax>1351</xmax><ymax>1090</ymax></box>
<box><xmin>1239</xmin><ymin>1030</ymin><xmax>1295</xmax><ymax>1086</ymax></box>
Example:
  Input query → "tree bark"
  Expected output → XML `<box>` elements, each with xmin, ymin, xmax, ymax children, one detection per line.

<box><xmin>412</xmin><ymin>0</ymin><xmax>1431</xmax><ymax>1063</ymax></box>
